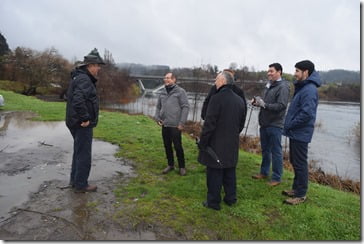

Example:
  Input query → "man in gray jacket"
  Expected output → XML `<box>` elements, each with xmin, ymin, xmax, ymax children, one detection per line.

<box><xmin>155</xmin><ymin>72</ymin><xmax>190</xmax><ymax>176</ymax></box>
<box><xmin>252</xmin><ymin>63</ymin><xmax>290</xmax><ymax>186</ymax></box>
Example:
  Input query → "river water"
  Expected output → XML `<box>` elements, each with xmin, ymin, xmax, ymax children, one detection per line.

<box><xmin>109</xmin><ymin>93</ymin><xmax>360</xmax><ymax>181</ymax></box>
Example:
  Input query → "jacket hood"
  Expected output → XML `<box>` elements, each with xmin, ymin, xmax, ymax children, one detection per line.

<box><xmin>294</xmin><ymin>71</ymin><xmax>321</xmax><ymax>88</ymax></box>
<box><xmin>71</xmin><ymin>68</ymin><xmax>86</xmax><ymax>79</ymax></box>
<box><xmin>70</xmin><ymin>67</ymin><xmax>97</xmax><ymax>84</ymax></box>
<box><xmin>306</xmin><ymin>71</ymin><xmax>321</xmax><ymax>87</ymax></box>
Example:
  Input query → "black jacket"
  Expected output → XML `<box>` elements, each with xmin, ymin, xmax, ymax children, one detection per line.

<box><xmin>258</xmin><ymin>80</ymin><xmax>290</xmax><ymax>128</ymax></box>
<box><xmin>201</xmin><ymin>84</ymin><xmax>247</xmax><ymax>124</ymax></box>
<box><xmin>65</xmin><ymin>68</ymin><xmax>99</xmax><ymax>129</ymax></box>
<box><xmin>198</xmin><ymin>85</ymin><xmax>246</xmax><ymax>168</ymax></box>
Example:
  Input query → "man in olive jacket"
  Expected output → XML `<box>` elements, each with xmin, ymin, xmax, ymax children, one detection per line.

<box><xmin>65</xmin><ymin>48</ymin><xmax>104</xmax><ymax>193</ymax></box>
<box><xmin>198</xmin><ymin>71</ymin><xmax>246</xmax><ymax>210</ymax></box>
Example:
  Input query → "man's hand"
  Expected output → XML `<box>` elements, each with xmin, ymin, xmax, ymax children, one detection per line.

<box><xmin>81</xmin><ymin>120</ymin><xmax>90</xmax><ymax>127</ymax></box>
<box><xmin>254</xmin><ymin>96</ymin><xmax>266</xmax><ymax>108</ymax></box>
<box><xmin>177</xmin><ymin>125</ymin><xmax>184</xmax><ymax>131</ymax></box>
<box><xmin>251</xmin><ymin>98</ymin><xmax>257</xmax><ymax>106</ymax></box>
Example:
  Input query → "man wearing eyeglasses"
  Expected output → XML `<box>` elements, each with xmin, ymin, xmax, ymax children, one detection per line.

<box><xmin>155</xmin><ymin>72</ymin><xmax>190</xmax><ymax>176</ymax></box>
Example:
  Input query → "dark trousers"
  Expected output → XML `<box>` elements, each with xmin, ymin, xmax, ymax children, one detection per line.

<box><xmin>289</xmin><ymin>139</ymin><xmax>309</xmax><ymax>197</ymax></box>
<box><xmin>206</xmin><ymin>167</ymin><xmax>236</xmax><ymax>208</ymax></box>
<box><xmin>162</xmin><ymin>126</ymin><xmax>185</xmax><ymax>168</ymax></box>
<box><xmin>69</xmin><ymin>127</ymin><xmax>93</xmax><ymax>189</ymax></box>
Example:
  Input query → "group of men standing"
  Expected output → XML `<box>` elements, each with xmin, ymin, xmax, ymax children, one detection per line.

<box><xmin>65</xmin><ymin>48</ymin><xmax>321</xmax><ymax>210</ymax></box>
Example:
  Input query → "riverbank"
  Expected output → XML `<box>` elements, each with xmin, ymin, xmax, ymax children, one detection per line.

<box><xmin>0</xmin><ymin>90</ymin><xmax>360</xmax><ymax>240</ymax></box>
<box><xmin>184</xmin><ymin>121</ymin><xmax>360</xmax><ymax>194</ymax></box>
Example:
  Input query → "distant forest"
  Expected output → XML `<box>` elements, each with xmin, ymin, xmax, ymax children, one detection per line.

<box><xmin>318</xmin><ymin>70</ymin><xmax>360</xmax><ymax>84</ymax></box>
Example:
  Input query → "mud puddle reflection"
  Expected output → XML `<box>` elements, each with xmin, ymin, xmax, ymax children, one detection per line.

<box><xmin>0</xmin><ymin>111</ymin><xmax>156</xmax><ymax>240</ymax></box>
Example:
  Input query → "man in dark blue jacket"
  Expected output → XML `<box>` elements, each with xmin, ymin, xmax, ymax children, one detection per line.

<box><xmin>282</xmin><ymin>60</ymin><xmax>321</xmax><ymax>205</ymax></box>
<box><xmin>198</xmin><ymin>71</ymin><xmax>246</xmax><ymax>210</ymax></box>
<box><xmin>66</xmin><ymin>48</ymin><xmax>105</xmax><ymax>193</ymax></box>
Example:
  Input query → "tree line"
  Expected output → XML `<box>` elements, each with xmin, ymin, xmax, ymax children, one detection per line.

<box><xmin>0</xmin><ymin>31</ymin><xmax>359</xmax><ymax>103</ymax></box>
<box><xmin>0</xmin><ymin>32</ymin><xmax>137</xmax><ymax>104</ymax></box>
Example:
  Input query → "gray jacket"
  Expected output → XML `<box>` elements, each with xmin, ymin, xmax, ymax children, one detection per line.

<box><xmin>154</xmin><ymin>85</ymin><xmax>190</xmax><ymax>127</ymax></box>
<box><xmin>258</xmin><ymin>79</ymin><xmax>290</xmax><ymax>128</ymax></box>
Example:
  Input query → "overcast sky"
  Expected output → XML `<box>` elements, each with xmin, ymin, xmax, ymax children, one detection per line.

<box><xmin>0</xmin><ymin>0</ymin><xmax>360</xmax><ymax>72</ymax></box>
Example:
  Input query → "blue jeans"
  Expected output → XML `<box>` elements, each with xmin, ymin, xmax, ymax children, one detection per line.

<box><xmin>69</xmin><ymin>127</ymin><xmax>93</xmax><ymax>189</ymax></box>
<box><xmin>259</xmin><ymin>127</ymin><xmax>283</xmax><ymax>182</ymax></box>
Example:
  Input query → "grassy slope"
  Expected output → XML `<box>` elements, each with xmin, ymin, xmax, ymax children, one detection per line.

<box><xmin>0</xmin><ymin>89</ymin><xmax>360</xmax><ymax>240</ymax></box>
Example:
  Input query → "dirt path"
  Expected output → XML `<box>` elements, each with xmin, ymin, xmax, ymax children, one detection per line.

<box><xmin>0</xmin><ymin>111</ymin><xmax>158</xmax><ymax>240</ymax></box>
<box><xmin>0</xmin><ymin>177</ymin><xmax>158</xmax><ymax>240</ymax></box>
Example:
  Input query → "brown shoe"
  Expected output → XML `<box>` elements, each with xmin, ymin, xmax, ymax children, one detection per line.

<box><xmin>179</xmin><ymin>168</ymin><xmax>186</xmax><ymax>176</ymax></box>
<box><xmin>252</xmin><ymin>174</ymin><xmax>268</xmax><ymax>179</ymax></box>
<box><xmin>267</xmin><ymin>181</ymin><xmax>280</xmax><ymax>186</ymax></box>
<box><xmin>162</xmin><ymin>166</ymin><xmax>174</xmax><ymax>174</ymax></box>
<box><xmin>74</xmin><ymin>185</ymin><xmax>97</xmax><ymax>193</ymax></box>
<box><xmin>282</xmin><ymin>189</ymin><xmax>295</xmax><ymax>197</ymax></box>
<box><xmin>284</xmin><ymin>196</ymin><xmax>307</xmax><ymax>205</ymax></box>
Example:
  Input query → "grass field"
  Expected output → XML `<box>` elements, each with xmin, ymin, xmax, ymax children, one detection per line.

<box><xmin>0</xmin><ymin>89</ymin><xmax>360</xmax><ymax>240</ymax></box>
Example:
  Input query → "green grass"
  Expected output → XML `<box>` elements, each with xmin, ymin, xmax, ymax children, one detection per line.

<box><xmin>0</xmin><ymin>89</ymin><xmax>360</xmax><ymax>240</ymax></box>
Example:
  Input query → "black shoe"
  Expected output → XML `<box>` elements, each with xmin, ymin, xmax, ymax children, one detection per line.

<box><xmin>202</xmin><ymin>201</ymin><xmax>221</xmax><ymax>210</ymax></box>
<box><xmin>223</xmin><ymin>200</ymin><xmax>236</xmax><ymax>206</ymax></box>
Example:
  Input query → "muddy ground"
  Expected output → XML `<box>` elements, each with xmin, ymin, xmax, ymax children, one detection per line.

<box><xmin>0</xmin><ymin>111</ymin><xmax>179</xmax><ymax>240</ymax></box>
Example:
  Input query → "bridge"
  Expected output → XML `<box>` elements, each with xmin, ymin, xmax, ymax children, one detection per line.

<box><xmin>129</xmin><ymin>74</ymin><xmax>265</xmax><ymax>95</ymax></box>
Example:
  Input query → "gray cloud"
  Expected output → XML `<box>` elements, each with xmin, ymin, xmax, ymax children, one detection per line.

<box><xmin>0</xmin><ymin>0</ymin><xmax>359</xmax><ymax>71</ymax></box>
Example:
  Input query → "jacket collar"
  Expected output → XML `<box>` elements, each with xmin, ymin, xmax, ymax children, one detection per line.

<box><xmin>216</xmin><ymin>84</ymin><xmax>231</xmax><ymax>93</ymax></box>
<box><xmin>73</xmin><ymin>67</ymin><xmax>98</xmax><ymax>84</ymax></box>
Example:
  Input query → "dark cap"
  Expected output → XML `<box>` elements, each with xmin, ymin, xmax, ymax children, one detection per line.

<box><xmin>295</xmin><ymin>60</ymin><xmax>315</xmax><ymax>76</ymax></box>
<box><xmin>78</xmin><ymin>48</ymin><xmax>105</xmax><ymax>67</ymax></box>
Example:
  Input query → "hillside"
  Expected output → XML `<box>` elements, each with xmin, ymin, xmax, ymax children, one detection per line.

<box><xmin>318</xmin><ymin>69</ymin><xmax>360</xmax><ymax>84</ymax></box>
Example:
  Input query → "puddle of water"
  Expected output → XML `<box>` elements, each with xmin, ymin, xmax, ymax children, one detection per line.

<box><xmin>0</xmin><ymin>111</ymin><xmax>133</xmax><ymax>220</ymax></box>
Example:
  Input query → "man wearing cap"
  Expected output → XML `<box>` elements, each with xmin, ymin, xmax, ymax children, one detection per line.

<box><xmin>65</xmin><ymin>48</ymin><xmax>105</xmax><ymax>193</ymax></box>
<box><xmin>198</xmin><ymin>71</ymin><xmax>246</xmax><ymax>210</ymax></box>
<box><xmin>251</xmin><ymin>63</ymin><xmax>290</xmax><ymax>186</ymax></box>
<box><xmin>282</xmin><ymin>60</ymin><xmax>321</xmax><ymax>205</ymax></box>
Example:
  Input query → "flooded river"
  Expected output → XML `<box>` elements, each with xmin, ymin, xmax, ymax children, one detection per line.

<box><xmin>109</xmin><ymin>94</ymin><xmax>360</xmax><ymax>181</ymax></box>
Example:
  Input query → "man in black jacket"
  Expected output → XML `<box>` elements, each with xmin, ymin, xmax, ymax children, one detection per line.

<box><xmin>201</xmin><ymin>69</ymin><xmax>247</xmax><ymax>121</ymax></box>
<box><xmin>251</xmin><ymin>63</ymin><xmax>290</xmax><ymax>186</ymax></box>
<box><xmin>198</xmin><ymin>71</ymin><xmax>246</xmax><ymax>210</ymax></box>
<box><xmin>65</xmin><ymin>48</ymin><xmax>105</xmax><ymax>193</ymax></box>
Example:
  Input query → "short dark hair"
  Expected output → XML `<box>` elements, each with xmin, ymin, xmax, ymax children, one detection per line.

<box><xmin>269</xmin><ymin>63</ymin><xmax>283</xmax><ymax>74</ymax></box>
<box><xmin>295</xmin><ymin>60</ymin><xmax>315</xmax><ymax>76</ymax></box>
<box><xmin>166</xmin><ymin>72</ymin><xmax>176</xmax><ymax>80</ymax></box>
